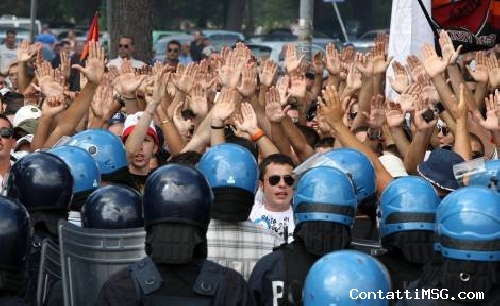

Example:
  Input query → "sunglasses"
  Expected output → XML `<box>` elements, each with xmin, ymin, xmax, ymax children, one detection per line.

<box><xmin>268</xmin><ymin>175</ymin><xmax>295</xmax><ymax>186</ymax></box>
<box><xmin>438</xmin><ymin>126</ymin><xmax>449</xmax><ymax>137</ymax></box>
<box><xmin>118</xmin><ymin>44</ymin><xmax>129</xmax><ymax>48</ymax></box>
<box><xmin>0</xmin><ymin>127</ymin><xmax>13</xmax><ymax>139</ymax></box>
<box><xmin>168</xmin><ymin>48</ymin><xmax>179</xmax><ymax>53</ymax></box>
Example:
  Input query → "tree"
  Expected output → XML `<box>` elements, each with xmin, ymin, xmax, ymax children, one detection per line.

<box><xmin>107</xmin><ymin>0</ymin><xmax>153</xmax><ymax>63</ymax></box>
<box><xmin>223</xmin><ymin>0</ymin><xmax>246</xmax><ymax>30</ymax></box>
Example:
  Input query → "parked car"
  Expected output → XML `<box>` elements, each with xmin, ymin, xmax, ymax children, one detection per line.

<box><xmin>347</xmin><ymin>29</ymin><xmax>389</xmax><ymax>53</ymax></box>
<box><xmin>0</xmin><ymin>14</ymin><xmax>42</xmax><ymax>37</ymax></box>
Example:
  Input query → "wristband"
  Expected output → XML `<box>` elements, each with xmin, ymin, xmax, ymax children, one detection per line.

<box><xmin>161</xmin><ymin>118</ymin><xmax>172</xmax><ymax>126</ymax></box>
<box><xmin>210</xmin><ymin>125</ymin><xmax>225</xmax><ymax>129</ymax></box>
<box><xmin>251</xmin><ymin>129</ymin><xmax>265</xmax><ymax>142</ymax></box>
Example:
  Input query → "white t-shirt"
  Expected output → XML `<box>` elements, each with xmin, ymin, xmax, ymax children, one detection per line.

<box><xmin>0</xmin><ymin>44</ymin><xmax>18</xmax><ymax>74</ymax></box>
<box><xmin>107</xmin><ymin>57</ymin><xmax>146</xmax><ymax>71</ymax></box>
<box><xmin>250</xmin><ymin>201</ymin><xmax>294</xmax><ymax>243</ymax></box>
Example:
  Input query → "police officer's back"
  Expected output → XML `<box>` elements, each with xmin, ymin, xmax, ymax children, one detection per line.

<box><xmin>248</xmin><ymin>166</ymin><xmax>357</xmax><ymax>305</ymax></box>
<box><xmin>399</xmin><ymin>187</ymin><xmax>500</xmax><ymax>305</ymax></box>
<box><xmin>6</xmin><ymin>152</ymin><xmax>74</xmax><ymax>305</ymax></box>
<box><xmin>97</xmin><ymin>164</ymin><xmax>255</xmax><ymax>305</ymax></box>
<box><xmin>0</xmin><ymin>196</ymin><xmax>30</xmax><ymax>306</ymax></box>
<box><xmin>377</xmin><ymin>176</ymin><xmax>441</xmax><ymax>292</ymax></box>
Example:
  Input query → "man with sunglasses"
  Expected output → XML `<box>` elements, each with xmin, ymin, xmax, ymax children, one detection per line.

<box><xmin>250</xmin><ymin>154</ymin><xmax>295</xmax><ymax>243</ymax></box>
<box><xmin>163</xmin><ymin>40</ymin><xmax>180</xmax><ymax>68</ymax></box>
<box><xmin>0</xmin><ymin>114</ymin><xmax>15</xmax><ymax>195</ymax></box>
<box><xmin>107</xmin><ymin>36</ymin><xmax>146</xmax><ymax>70</ymax></box>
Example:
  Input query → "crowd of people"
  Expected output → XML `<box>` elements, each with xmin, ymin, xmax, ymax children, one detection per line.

<box><xmin>0</xmin><ymin>24</ymin><xmax>499</xmax><ymax>305</ymax></box>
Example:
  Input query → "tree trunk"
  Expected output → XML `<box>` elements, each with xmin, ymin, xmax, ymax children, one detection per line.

<box><xmin>225</xmin><ymin>0</ymin><xmax>245</xmax><ymax>30</ymax></box>
<box><xmin>108</xmin><ymin>0</ymin><xmax>153</xmax><ymax>63</ymax></box>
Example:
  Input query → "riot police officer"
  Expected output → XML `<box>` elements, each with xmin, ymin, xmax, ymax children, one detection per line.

<box><xmin>401</xmin><ymin>187</ymin><xmax>500</xmax><ymax>305</ymax></box>
<box><xmin>97</xmin><ymin>164</ymin><xmax>255</xmax><ymax>305</ymax></box>
<box><xmin>248</xmin><ymin>166</ymin><xmax>357</xmax><ymax>305</ymax></box>
<box><xmin>6</xmin><ymin>152</ymin><xmax>74</xmax><ymax>305</ymax></box>
<box><xmin>303</xmin><ymin>250</ymin><xmax>391</xmax><ymax>306</ymax></box>
<box><xmin>81</xmin><ymin>185</ymin><xmax>143</xmax><ymax>229</ymax></box>
<box><xmin>324</xmin><ymin>148</ymin><xmax>378</xmax><ymax>240</ymax></box>
<box><xmin>468</xmin><ymin>160</ymin><xmax>500</xmax><ymax>191</ymax></box>
<box><xmin>0</xmin><ymin>196</ymin><xmax>31</xmax><ymax>305</ymax></box>
<box><xmin>377</xmin><ymin>176</ymin><xmax>441</xmax><ymax>292</ymax></box>
<box><xmin>47</xmin><ymin>145</ymin><xmax>101</xmax><ymax>226</ymax></box>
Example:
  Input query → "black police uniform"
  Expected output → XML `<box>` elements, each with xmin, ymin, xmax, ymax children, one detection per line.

<box><xmin>378</xmin><ymin>250</ymin><xmax>428</xmax><ymax>293</ymax></box>
<box><xmin>98</xmin><ymin>258</ymin><xmax>253</xmax><ymax>305</ymax></box>
<box><xmin>248</xmin><ymin>241</ymin><xmax>316</xmax><ymax>306</ymax></box>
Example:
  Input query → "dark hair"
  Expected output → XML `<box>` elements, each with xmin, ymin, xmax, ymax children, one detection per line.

<box><xmin>60</xmin><ymin>40</ymin><xmax>71</xmax><ymax>47</ymax></box>
<box><xmin>168</xmin><ymin>40</ymin><xmax>181</xmax><ymax>49</ymax></box>
<box><xmin>258</xmin><ymin>154</ymin><xmax>294</xmax><ymax>181</ymax></box>
<box><xmin>0</xmin><ymin>114</ymin><xmax>13</xmax><ymax>128</ymax></box>
<box><xmin>168</xmin><ymin>151</ymin><xmax>202</xmax><ymax>166</ymax></box>
<box><xmin>296</xmin><ymin>124</ymin><xmax>319</xmax><ymax>147</ymax></box>
<box><xmin>6</xmin><ymin>29</ymin><xmax>16</xmax><ymax>36</ymax></box>
<box><xmin>383</xmin><ymin>144</ymin><xmax>401</xmax><ymax>158</ymax></box>
<box><xmin>469</xmin><ymin>132</ymin><xmax>485</xmax><ymax>156</ymax></box>
<box><xmin>351</xmin><ymin>125</ymin><xmax>370</xmax><ymax>135</ymax></box>
<box><xmin>305</xmin><ymin>72</ymin><xmax>315</xmax><ymax>80</ymax></box>
<box><xmin>314</xmin><ymin>137</ymin><xmax>335</xmax><ymax>149</ymax></box>
<box><xmin>121</xmin><ymin>36</ymin><xmax>135</xmax><ymax>45</ymax></box>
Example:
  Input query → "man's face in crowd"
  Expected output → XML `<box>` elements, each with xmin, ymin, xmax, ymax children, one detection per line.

<box><xmin>0</xmin><ymin>119</ymin><xmax>15</xmax><ymax>160</ymax></box>
<box><xmin>8</xmin><ymin>64</ymin><xmax>19</xmax><ymax>90</ymax></box>
<box><xmin>5</xmin><ymin>33</ymin><xmax>16</xmax><ymax>48</ymax></box>
<box><xmin>131</xmin><ymin>135</ymin><xmax>157</xmax><ymax>170</ymax></box>
<box><xmin>260</xmin><ymin>162</ymin><xmax>294</xmax><ymax>212</ymax></box>
<box><xmin>181</xmin><ymin>43</ymin><xmax>190</xmax><ymax>56</ymax></box>
<box><xmin>437</xmin><ymin>124</ymin><xmax>454</xmax><ymax>148</ymax></box>
<box><xmin>194</xmin><ymin>31</ymin><xmax>203</xmax><ymax>42</ymax></box>
<box><xmin>166</xmin><ymin>43</ymin><xmax>180</xmax><ymax>61</ymax></box>
<box><xmin>118</xmin><ymin>37</ymin><xmax>133</xmax><ymax>59</ymax></box>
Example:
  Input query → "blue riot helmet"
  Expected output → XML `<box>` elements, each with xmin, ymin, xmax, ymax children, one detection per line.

<box><xmin>0</xmin><ymin>196</ymin><xmax>30</xmax><ymax>294</ymax></box>
<box><xmin>293</xmin><ymin>166</ymin><xmax>357</xmax><ymax>227</ymax></box>
<box><xmin>143</xmin><ymin>164</ymin><xmax>213</xmax><ymax>231</ymax></box>
<box><xmin>47</xmin><ymin>145</ymin><xmax>101</xmax><ymax>211</ymax></box>
<box><xmin>436</xmin><ymin>187</ymin><xmax>500</xmax><ymax>261</ymax></box>
<box><xmin>324</xmin><ymin>148</ymin><xmax>376</xmax><ymax>202</ymax></box>
<box><xmin>82</xmin><ymin>185</ymin><xmax>143</xmax><ymax>229</ymax></box>
<box><xmin>7</xmin><ymin>152</ymin><xmax>74</xmax><ymax>211</ymax></box>
<box><xmin>379</xmin><ymin>176</ymin><xmax>441</xmax><ymax>263</ymax></box>
<box><xmin>0</xmin><ymin>196</ymin><xmax>30</xmax><ymax>270</ymax></box>
<box><xmin>303</xmin><ymin>250</ymin><xmax>391</xmax><ymax>306</ymax></box>
<box><xmin>293</xmin><ymin>166</ymin><xmax>357</xmax><ymax>255</ymax></box>
<box><xmin>197</xmin><ymin>143</ymin><xmax>258</xmax><ymax>222</ymax></box>
<box><xmin>67</xmin><ymin>129</ymin><xmax>127</xmax><ymax>175</ymax></box>
<box><xmin>468</xmin><ymin>160</ymin><xmax>500</xmax><ymax>191</ymax></box>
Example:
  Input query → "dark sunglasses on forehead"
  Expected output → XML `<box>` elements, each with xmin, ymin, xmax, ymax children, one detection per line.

<box><xmin>168</xmin><ymin>48</ymin><xmax>179</xmax><ymax>53</ymax></box>
<box><xmin>118</xmin><ymin>44</ymin><xmax>129</xmax><ymax>48</ymax></box>
<box><xmin>438</xmin><ymin>125</ymin><xmax>450</xmax><ymax>137</ymax></box>
<box><xmin>0</xmin><ymin>127</ymin><xmax>13</xmax><ymax>139</ymax></box>
<box><xmin>268</xmin><ymin>175</ymin><xmax>295</xmax><ymax>186</ymax></box>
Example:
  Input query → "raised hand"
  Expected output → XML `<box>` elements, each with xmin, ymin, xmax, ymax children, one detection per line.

<box><xmin>18</xmin><ymin>40</ymin><xmax>36</xmax><ymax>62</ymax></box>
<box><xmin>36</xmin><ymin>61</ymin><xmax>64</xmax><ymax>98</ymax></box>
<box><xmin>406</xmin><ymin>55</ymin><xmax>426</xmax><ymax>82</ymax></box>
<box><xmin>325</xmin><ymin>43</ymin><xmax>341</xmax><ymax>75</ymax></box>
<box><xmin>438</xmin><ymin>29</ymin><xmax>462</xmax><ymax>64</ymax></box>
<box><xmin>412</xmin><ymin>96</ymin><xmax>436</xmax><ymax>131</ymax></box>
<box><xmin>276</xmin><ymin>75</ymin><xmax>291</xmax><ymax>106</ymax></box>
<box><xmin>312</xmin><ymin>52</ymin><xmax>325</xmax><ymax>75</ymax></box>
<box><xmin>421</xmin><ymin>43</ymin><xmax>448</xmax><ymax>78</ymax></box>
<box><xmin>363</xmin><ymin>94</ymin><xmax>386</xmax><ymax>128</ymax></box>
<box><xmin>259</xmin><ymin>59</ymin><xmax>278</xmax><ymax>88</ymax></box>
<box><xmin>473</xmin><ymin>90</ymin><xmax>500</xmax><ymax>131</ymax></box>
<box><xmin>42</xmin><ymin>95</ymin><xmax>67</xmax><ymax>117</ymax></box>
<box><xmin>487</xmin><ymin>53</ymin><xmax>500</xmax><ymax>89</ymax></box>
<box><xmin>90</xmin><ymin>85</ymin><xmax>113</xmax><ymax>118</ymax></box>
<box><xmin>60</xmin><ymin>51</ymin><xmax>71</xmax><ymax>80</ymax></box>
<box><xmin>373</xmin><ymin>34</ymin><xmax>392</xmax><ymax>74</ymax></box>
<box><xmin>211</xmin><ymin>89</ymin><xmax>238</xmax><ymax>126</ymax></box>
<box><xmin>284</xmin><ymin>43</ymin><xmax>304</xmax><ymax>73</ymax></box>
<box><xmin>388</xmin><ymin>60</ymin><xmax>409</xmax><ymax>94</ymax></box>
<box><xmin>319</xmin><ymin>86</ymin><xmax>344</xmax><ymax>127</ymax></box>
<box><xmin>173</xmin><ymin>62</ymin><xmax>199</xmax><ymax>94</ymax></box>
<box><xmin>467</xmin><ymin>51</ymin><xmax>489</xmax><ymax>83</ymax></box>
<box><xmin>173</xmin><ymin>102</ymin><xmax>193</xmax><ymax>138</ymax></box>
<box><xmin>265</xmin><ymin>87</ymin><xmax>287</xmax><ymax>123</ymax></box>
<box><xmin>386</xmin><ymin>98</ymin><xmax>405</xmax><ymax>128</ymax></box>
<box><xmin>190</xmin><ymin>82</ymin><xmax>208</xmax><ymax>117</ymax></box>
<box><xmin>345</xmin><ymin>63</ymin><xmax>362</xmax><ymax>92</ymax></box>
<box><xmin>234</xmin><ymin>103</ymin><xmax>260</xmax><ymax>134</ymax></box>
<box><xmin>288</xmin><ymin>71</ymin><xmax>306</xmax><ymax>98</ymax></box>
<box><xmin>354</xmin><ymin>52</ymin><xmax>374</xmax><ymax>76</ymax></box>
<box><xmin>237</xmin><ymin>63</ymin><xmax>257</xmax><ymax>97</ymax></box>
<box><xmin>71</xmin><ymin>41</ymin><xmax>105</xmax><ymax>85</ymax></box>
<box><xmin>112</xmin><ymin>59</ymin><xmax>148</xmax><ymax>97</ymax></box>
<box><xmin>219</xmin><ymin>51</ymin><xmax>244</xmax><ymax>89</ymax></box>
<box><xmin>396</xmin><ymin>83</ymin><xmax>419</xmax><ymax>113</ymax></box>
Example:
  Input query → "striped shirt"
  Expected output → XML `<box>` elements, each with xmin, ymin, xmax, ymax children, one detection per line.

<box><xmin>207</xmin><ymin>219</ymin><xmax>283</xmax><ymax>280</ymax></box>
